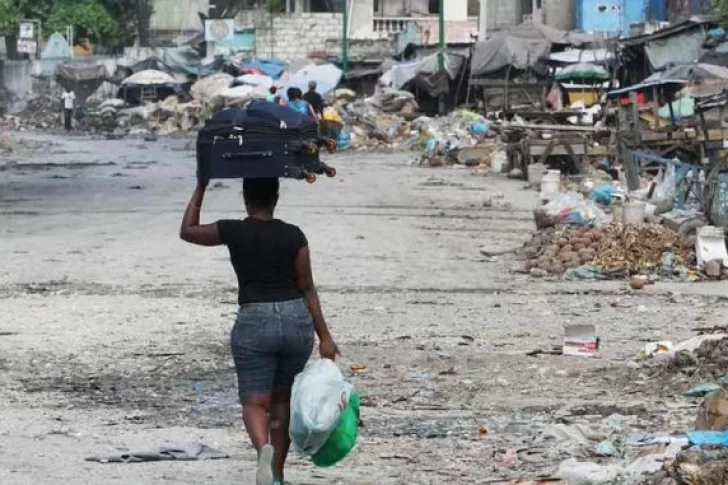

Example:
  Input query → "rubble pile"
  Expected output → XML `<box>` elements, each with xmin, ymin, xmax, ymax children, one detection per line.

<box><xmin>667</xmin><ymin>336</ymin><xmax>728</xmax><ymax>380</ymax></box>
<box><xmin>342</xmin><ymin>99</ymin><xmax>497</xmax><ymax>159</ymax></box>
<box><xmin>522</xmin><ymin>224</ymin><xmax>695</xmax><ymax>277</ymax></box>
<box><xmin>643</xmin><ymin>445</ymin><xmax>728</xmax><ymax>485</ymax></box>
<box><xmin>3</xmin><ymin>94</ymin><xmax>63</xmax><ymax>130</ymax></box>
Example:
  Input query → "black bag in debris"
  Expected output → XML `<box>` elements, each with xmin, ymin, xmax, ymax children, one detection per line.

<box><xmin>196</xmin><ymin>101</ymin><xmax>337</xmax><ymax>182</ymax></box>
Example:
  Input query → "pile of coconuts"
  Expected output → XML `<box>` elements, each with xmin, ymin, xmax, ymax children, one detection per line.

<box><xmin>522</xmin><ymin>226</ymin><xmax>606</xmax><ymax>275</ymax></box>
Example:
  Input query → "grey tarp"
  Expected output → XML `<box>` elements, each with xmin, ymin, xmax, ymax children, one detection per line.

<box><xmin>607</xmin><ymin>63</ymin><xmax>728</xmax><ymax>98</ymax></box>
<box><xmin>381</xmin><ymin>51</ymin><xmax>467</xmax><ymax>91</ymax></box>
<box><xmin>645</xmin><ymin>27</ymin><xmax>707</xmax><ymax>71</ymax></box>
<box><xmin>471</xmin><ymin>35</ymin><xmax>551</xmax><ymax>76</ymax></box>
<box><xmin>56</xmin><ymin>62</ymin><xmax>108</xmax><ymax>100</ymax></box>
<box><xmin>471</xmin><ymin>23</ymin><xmax>591</xmax><ymax>77</ymax></box>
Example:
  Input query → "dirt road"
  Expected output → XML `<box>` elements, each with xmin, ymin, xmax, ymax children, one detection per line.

<box><xmin>1</xmin><ymin>133</ymin><xmax>727</xmax><ymax>484</ymax></box>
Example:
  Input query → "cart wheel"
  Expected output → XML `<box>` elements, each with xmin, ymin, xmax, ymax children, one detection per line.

<box><xmin>304</xmin><ymin>172</ymin><xmax>317</xmax><ymax>184</ymax></box>
<box><xmin>326</xmin><ymin>139</ymin><xmax>337</xmax><ymax>154</ymax></box>
<box><xmin>324</xmin><ymin>166</ymin><xmax>336</xmax><ymax>178</ymax></box>
<box><xmin>303</xmin><ymin>142</ymin><xmax>318</xmax><ymax>155</ymax></box>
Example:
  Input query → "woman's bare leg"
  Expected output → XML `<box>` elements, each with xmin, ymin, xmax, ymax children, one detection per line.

<box><xmin>270</xmin><ymin>389</ymin><xmax>293</xmax><ymax>480</ymax></box>
<box><xmin>242</xmin><ymin>393</ymin><xmax>273</xmax><ymax>451</ymax></box>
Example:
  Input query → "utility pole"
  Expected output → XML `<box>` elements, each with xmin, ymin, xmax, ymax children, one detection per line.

<box><xmin>438</xmin><ymin>0</ymin><xmax>445</xmax><ymax>114</ymax></box>
<box><xmin>342</xmin><ymin>0</ymin><xmax>349</xmax><ymax>72</ymax></box>
<box><xmin>437</xmin><ymin>0</ymin><xmax>445</xmax><ymax>70</ymax></box>
<box><xmin>478</xmin><ymin>0</ymin><xmax>487</xmax><ymax>41</ymax></box>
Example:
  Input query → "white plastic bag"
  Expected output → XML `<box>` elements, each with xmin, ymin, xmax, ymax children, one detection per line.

<box><xmin>654</xmin><ymin>164</ymin><xmax>677</xmax><ymax>201</ymax></box>
<box><xmin>289</xmin><ymin>359</ymin><xmax>354</xmax><ymax>456</ymax></box>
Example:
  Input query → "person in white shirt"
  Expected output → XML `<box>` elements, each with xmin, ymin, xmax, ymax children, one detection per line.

<box><xmin>61</xmin><ymin>90</ymin><xmax>75</xmax><ymax>131</ymax></box>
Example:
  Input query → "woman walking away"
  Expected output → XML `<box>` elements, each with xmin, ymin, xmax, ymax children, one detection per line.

<box><xmin>180</xmin><ymin>177</ymin><xmax>340</xmax><ymax>485</ymax></box>
<box><xmin>286</xmin><ymin>87</ymin><xmax>317</xmax><ymax>120</ymax></box>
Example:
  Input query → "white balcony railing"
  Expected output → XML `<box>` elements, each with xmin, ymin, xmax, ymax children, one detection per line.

<box><xmin>373</xmin><ymin>17</ymin><xmax>420</xmax><ymax>35</ymax></box>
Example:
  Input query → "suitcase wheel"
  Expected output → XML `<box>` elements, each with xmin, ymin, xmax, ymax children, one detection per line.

<box><xmin>324</xmin><ymin>166</ymin><xmax>336</xmax><ymax>178</ymax></box>
<box><xmin>302</xmin><ymin>141</ymin><xmax>319</xmax><ymax>155</ymax></box>
<box><xmin>326</xmin><ymin>139</ymin><xmax>337</xmax><ymax>154</ymax></box>
<box><xmin>304</xmin><ymin>172</ymin><xmax>317</xmax><ymax>184</ymax></box>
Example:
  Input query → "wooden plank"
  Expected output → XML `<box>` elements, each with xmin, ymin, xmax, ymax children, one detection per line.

<box><xmin>529</xmin><ymin>145</ymin><xmax>587</xmax><ymax>156</ymax></box>
<box><xmin>511</xmin><ymin>123</ymin><xmax>606</xmax><ymax>133</ymax></box>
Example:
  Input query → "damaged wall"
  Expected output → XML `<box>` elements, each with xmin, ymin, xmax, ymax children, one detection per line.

<box><xmin>151</xmin><ymin>0</ymin><xmax>210</xmax><ymax>32</ymax></box>
<box><xmin>543</xmin><ymin>0</ymin><xmax>575</xmax><ymax>30</ymax></box>
<box><xmin>482</xmin><ymin>0</ymin><xmax>523</xmax><ymax>30</ymax></box>
<box><xmin>252</xmin><ymin>12</ymin><xmax>344</xmax><ymax>61</ymax></box>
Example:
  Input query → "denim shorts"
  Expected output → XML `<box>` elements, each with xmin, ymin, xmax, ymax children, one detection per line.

<box><xmin>230</xmin><ymin>299</ymin><xmax>314</xmax><ymax>401</ymax></box>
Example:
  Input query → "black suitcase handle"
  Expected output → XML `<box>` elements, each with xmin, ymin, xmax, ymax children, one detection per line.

<box><xmin>222</xmin><ymin>151</ymin><xmax>274</xmax><ymax>160</ymax></box>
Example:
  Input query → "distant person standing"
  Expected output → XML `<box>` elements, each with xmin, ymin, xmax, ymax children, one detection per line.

<box><xmin>61</xmin><ymin>90</ymin><xmax>76</xmax><ymax>131</ymax></box>
<box><xmin>303</xmin><ymin>81</ymin><xmax>324</xmax><ymax>118</ymax></box>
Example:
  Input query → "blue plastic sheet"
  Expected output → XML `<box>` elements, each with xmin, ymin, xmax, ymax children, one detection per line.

<box><xmin>237</xmin><ymin>59</ymin><xmax>287</xmax><ymax>80</ymax></box>
<box><xmin>590</xmin><ymin>184</ymin><xmax>615</xmax><ymax>205</ymax></box>
<box><xmin>470</xmin><ymin>121</ymin><xmax>489</xmax><ymax>136</ymax></box>
<box><xmin>708</xmin><ymin>27</ymin><xmax>726</xmax><ymax>41</ymax></box>
<box><xmin>337</xmin><ymin>128</ymin><xmax>351</xmax><ymax>150</ymax></box>
<box><xmin>687</xmin><ymin>431</ymin><xmax>728</xmax><ymax>446</ymax></box>
<box><xmin>683</xmin><ymin>382</ymin><xmax>721</xmax><ymax>398</ymax></box>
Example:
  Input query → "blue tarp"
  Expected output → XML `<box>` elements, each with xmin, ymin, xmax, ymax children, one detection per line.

<box><xmin>236</xmin><ymin>59</ymin><xmax>287</xmax><ymax>80</ymax></box>
<box><xmin>687</xmin><ymin>431</ymin><xmax>728</xmax><ymax>446</ymax></box>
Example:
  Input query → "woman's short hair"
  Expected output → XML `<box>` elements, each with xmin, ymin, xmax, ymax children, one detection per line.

<box><xmin>287</xmin><ymin>87</ymin><xmax>302</xmax><ymax>100</ymax></box>
<box><xmin>243</xmin><ymin>178</ymin><xmax>279</xmax><ymax>208</ymax></box>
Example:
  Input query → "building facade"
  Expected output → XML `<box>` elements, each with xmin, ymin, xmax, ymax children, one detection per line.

<box><xmin>147</xmin><ymin>0</ymin><xmax>584</xmax><ymax>62</ymax></box>
<box><xmin>150</xmin><ymin>0</ymin><xmax>211</xmax><ymax>34</ymax></box>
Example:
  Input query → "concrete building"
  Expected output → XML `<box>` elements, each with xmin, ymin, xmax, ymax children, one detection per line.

<box><xmin>145</xmin><ymin>0</ymin><xmax>578</xmax><ymax>62</ymax></box>
<box><xmin>150</xmin><ymin>0</ymin><xmax>210</xmax><ymax>35</ymax></box>
<box><xmin>239</xmin><ymin>0</ymin><xmax>492</xmax><ymax>62</ymax></box>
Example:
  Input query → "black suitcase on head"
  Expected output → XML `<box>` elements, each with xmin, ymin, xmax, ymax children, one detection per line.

<box><xmin>196</xmin><ymin>101</ymin><xmax>337</xmax><ymax>183</ymax></box>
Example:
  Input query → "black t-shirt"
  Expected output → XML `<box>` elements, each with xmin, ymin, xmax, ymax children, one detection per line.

<box><xmin>218</xmin><ymin>218</ymin><xmax>308</xmax><ymax>304</ymax></box>
<box><xmin>303</xmin><ymin>90</ymin><xmax>324</xmax><ymax>115</ymax></box>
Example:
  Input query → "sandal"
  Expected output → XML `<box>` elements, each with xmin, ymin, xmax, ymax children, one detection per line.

<box><xmin>256</xmin><ymin>444</ymin><xmax>275</xmax><ymax>485</ymax></box>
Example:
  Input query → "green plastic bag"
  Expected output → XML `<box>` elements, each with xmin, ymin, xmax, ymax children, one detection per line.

<box><xmin>311</xmin><ymin>391</ymin><xmax>360</xmax><ymax>467</ymax></box>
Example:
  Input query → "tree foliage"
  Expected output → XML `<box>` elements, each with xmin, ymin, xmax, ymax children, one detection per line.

<box><xmin>97</xmin><ymin>0</ymin><xmax>154</xmax><ymax>46</ymax></box>
<box><xmin>47</xmin><ymin>0</ymin><xmax>118</xmax><ymax>43</ymax></box>
<box><xmin>0</xmin><ymin>0</ymin><xmax>154</xmax><ymax>53</ymax></box>
<box><xmin>0</xmin><ymin>0</ymin><xmax>20</xmax><ymax>36</ymax></box>
<box><xmin>719</xmin><ymin>0</ymin><xmax>728</xmax><ymax>26</ymax></box>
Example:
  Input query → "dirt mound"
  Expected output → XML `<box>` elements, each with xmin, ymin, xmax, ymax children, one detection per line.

<box><xmin>668</xmin><ymin>336</ymin><xmax>728</xmax><ymax>380</ymax></box>
<box><xmin>643</xmin><ymin>447</ymin><xmax>728</xmax><ymax>485</ymax></box>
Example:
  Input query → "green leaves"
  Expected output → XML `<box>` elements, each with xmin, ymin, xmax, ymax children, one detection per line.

<box><xmin>47</xmin><ymin>0</ymin><xmax>119</xmax><ymax>43</ymax></box>
<box><xmin>0</xmin><ymin>0</ymin><xmax>150</xmax><ymax>46</ymax></box>
<box><xmin>0</xmin><ymin>0</ymin><xmax>20</xmax><ymax>36</ymax></box>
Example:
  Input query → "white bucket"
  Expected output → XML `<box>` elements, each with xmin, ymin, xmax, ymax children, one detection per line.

<box><xmin>696</xmin><ymin>226</ymin><xmax>728</xmax><ymax>266</ymax></box>
<box><xmin>622</xmin><ymin>201</ymin><xmax>646</xmax><ymax>225</ymax></box>
<box><xmin>541</xmin><ymin>170</ymin><xmax>561</xmax><ymax>194</ymax></box>
<box><xmin>491</xmin><ymin>150</ymin><xmax>507</xmax><ymax>174</ymax></box>
<box><xmin>529</xmin><ymin>163</ymin><xmax>547</xmax><ymax>189</ymax></box>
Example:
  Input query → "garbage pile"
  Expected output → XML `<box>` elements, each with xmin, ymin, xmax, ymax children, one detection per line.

<box><xmin>643</xmin><ymin>444</ymin><xmax>728</xmax><ymax>485</ymax></box>
<box><xmin>342</xmin><ymin>97</ymin><xmax>498</xmax><ymax>160</ymax></box>
<box><xmin>2</xmin><ymin>94</ymin><xmax>63</xmax><ymax>130</ymax></box>
<box><xmin>2</xmin><ymin>78</ymin><xmax>501</xmax><ymax>157</ymax></box>
<box><xmin>522</xmin><ymin>224</ymin><xmax>695</xmax><ymax>278</ymax></box>
<box><xmin>666</xmin><ymin>335</ymin><xmax>728</xmax><ymax>381</ymax></box>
